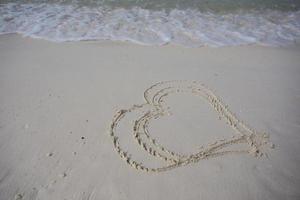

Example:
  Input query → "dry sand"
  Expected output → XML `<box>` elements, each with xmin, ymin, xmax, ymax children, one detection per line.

<box><xmin>0</xmin><ymin>34</ymin><xmax>300</xmax><ymax>199</ymax></box>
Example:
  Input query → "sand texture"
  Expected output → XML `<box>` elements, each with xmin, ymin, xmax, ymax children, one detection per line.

<box><xmin>0</xmin><ymin>34</ymin><xmax>300</xmax><ymax>199</ymax></box>
<box><xmin>110</xmin><ymin>80</ymin><xmax>271</xmax><ymax>172</ymax></box>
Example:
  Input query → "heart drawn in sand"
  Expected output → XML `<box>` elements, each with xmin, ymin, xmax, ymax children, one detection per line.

<box><xmin>109</xmin><ymin>80</ymin><xmax>272</xmax><ymax>173</ymax></box>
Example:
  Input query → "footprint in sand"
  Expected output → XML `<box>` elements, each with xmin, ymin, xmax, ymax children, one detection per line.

<box><xmin>14</xmin><ymin>194</ymin><xmax>23</xmax><ymax>200</ymax></box>
<box><xmin>109</xmin><ymin>80</ymin><xmax>272</xmax><ymax>173</ymax></box>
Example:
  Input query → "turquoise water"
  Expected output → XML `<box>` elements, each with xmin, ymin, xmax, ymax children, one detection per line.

<box><xmin>1</xmin><ymin>0</ymin><xmax>300</xmax><ymax>47</ymax></box>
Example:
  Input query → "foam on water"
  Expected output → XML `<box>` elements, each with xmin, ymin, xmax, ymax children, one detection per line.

<box><xmin>1</xmin><ymin>3</ymin><xmax>300</xmax><ymax>47</ymax></box>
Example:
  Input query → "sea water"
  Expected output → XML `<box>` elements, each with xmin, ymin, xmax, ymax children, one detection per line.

<box><xmin>1</xmin><ymin>0</ymin><xmax>300</xmax><ymax>47</ymax></box>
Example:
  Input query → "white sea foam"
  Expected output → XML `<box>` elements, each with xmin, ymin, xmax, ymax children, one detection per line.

<box><xmin>1</xmin><ymin>3</ymin><xmax>300</xmax><ymax>47</ymax></box>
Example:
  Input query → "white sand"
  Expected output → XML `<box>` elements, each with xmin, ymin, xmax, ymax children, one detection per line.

<box><xmin>0</xmin><ymin>34</ymin><xmax>300</xmax><ymax>200</ymax></box>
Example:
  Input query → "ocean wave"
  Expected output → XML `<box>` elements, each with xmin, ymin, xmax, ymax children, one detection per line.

<box><xmin>1</xmin><ymin>3</ymin><xmax>300</xmax><ymax>47</ymax></box>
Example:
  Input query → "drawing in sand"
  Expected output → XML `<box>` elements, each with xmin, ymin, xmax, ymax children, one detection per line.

<box><xmin>109</xmin><ymin>80</ymin><xmax>272</xmax><ymax>173</ymax></box>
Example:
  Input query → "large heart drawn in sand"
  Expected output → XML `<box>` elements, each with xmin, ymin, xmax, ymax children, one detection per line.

<box><xmin>109</xmin><ymin>80</ymin><xmax>271</xmax><ymax>173</ymax></box>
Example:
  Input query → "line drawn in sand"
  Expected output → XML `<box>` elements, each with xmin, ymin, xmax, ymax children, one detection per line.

<box><xmin>109</xmin><ymin>80</ymin><xmax>273</xmax><ymax>173</ymax></box>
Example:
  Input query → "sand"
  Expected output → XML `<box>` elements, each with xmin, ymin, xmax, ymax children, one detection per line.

<box><xmin>110</xmin><ymin>80</ymin><xmax>271</xmax><ymax>173</ymax></box>
<box><xmin>0</xmin><ymin>34</ymin><xmax>300</xmax><ymax>199</ymax></box>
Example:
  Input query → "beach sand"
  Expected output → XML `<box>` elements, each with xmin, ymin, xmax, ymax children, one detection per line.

<box><xmin>0</xmin><ymin>34</ymin><xmax>300</xmax><ymax>199</ymax></box>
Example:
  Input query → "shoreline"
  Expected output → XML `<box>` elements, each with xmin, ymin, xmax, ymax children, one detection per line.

<box><xmin>1</xmin><ymin>2</ymin><xmax>300</xmax><ymax>47</ymax></box>
<box><xmin>2</xmin><ymin>33</ymin><xmax>300</xmax><ymax>50</ymax></box>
